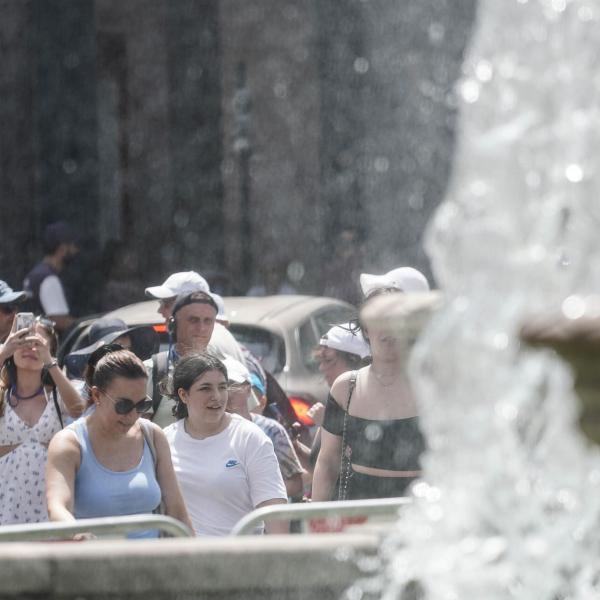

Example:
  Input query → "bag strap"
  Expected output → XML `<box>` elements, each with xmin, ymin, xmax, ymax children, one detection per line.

<box><xmin>138</xmin><ymin>417</ymin><xmax>166</xmax><ymax>518</ymax></box>
<box><xmin>337</xmin><ymin>370</ymin><xmax>357</xmax><ymax>501</ymax></box>
<box><xmin>138</xmin><ymin>418</ymin><xmax>157</xmax><ymax>469</ymax></box>
<box><xmin>51</xmin><ymin>388</ymin><xmax>64</xmax><ymax>429</ymax></box>
<box><xmin>151</xmin><ymin>351</ymin><xmax>169</xmax><ymax>417</ymax></box>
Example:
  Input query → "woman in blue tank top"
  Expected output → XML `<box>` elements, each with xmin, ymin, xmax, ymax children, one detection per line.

<box><xmin>46</xmin><ymin>348</ymin><xmax>193</xmax><ymax>538</ymax></box>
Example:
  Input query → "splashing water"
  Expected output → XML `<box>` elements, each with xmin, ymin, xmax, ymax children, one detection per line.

<box><xmin>377</xmin><ymin>1</ymin><xmax>600</xmax><ymax>598</ymax></box>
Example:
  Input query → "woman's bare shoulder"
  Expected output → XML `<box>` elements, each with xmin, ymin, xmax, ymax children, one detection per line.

<box><xmin>330</xmin><ymin>366</ymin><xmax>367</xmax><ymax>402</ymax></box>
<box><xmin>48</xmin><ymin>425</ymin><xmax>80</xmax><ymax>457</ymax></box>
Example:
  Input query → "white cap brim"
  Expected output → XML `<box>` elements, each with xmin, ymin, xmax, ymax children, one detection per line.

<box><xmin>145</xmin><ymin>285</ymin><xmax>176</xmax><ymax>299</ymax></box>
<box><xmin>0</xmin><ymin>291</ymin><xmax>27</xmax><ymax>304</ymax></box>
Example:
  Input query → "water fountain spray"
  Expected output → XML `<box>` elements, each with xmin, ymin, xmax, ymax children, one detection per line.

<box><xmin>375</xmin><ymin>1</ymin><xmax>600</xmax><ymax>598</ymax></box>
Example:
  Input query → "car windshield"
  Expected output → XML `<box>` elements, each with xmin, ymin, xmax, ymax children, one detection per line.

<box><xmin>229</xmin><ymin>325</ymin><xmax>286</xmax><ymax>374</ymax></box>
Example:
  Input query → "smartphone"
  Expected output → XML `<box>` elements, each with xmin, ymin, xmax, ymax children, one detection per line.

<box><xmin>15</xmin><ymin>312</ymin><xmax>35</xmax><ymax>332</ymax></box>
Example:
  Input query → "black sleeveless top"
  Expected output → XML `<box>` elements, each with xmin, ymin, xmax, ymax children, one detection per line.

<box><xmin>322</xmin><ymin>393</ymin><xmax>425</xmax><ymax>471</ymax></box>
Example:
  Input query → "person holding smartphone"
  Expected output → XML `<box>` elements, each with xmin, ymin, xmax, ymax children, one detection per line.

<box><xmin>0</xmin><ymin>315</ymin><xmax>84</xmax><ymax>524</ymax></box>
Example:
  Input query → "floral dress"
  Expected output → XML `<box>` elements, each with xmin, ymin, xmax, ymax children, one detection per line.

<box><xmin>0</xmin><ymin>391</ymin><xmax>63</xmax><ymax>524</ymax></box>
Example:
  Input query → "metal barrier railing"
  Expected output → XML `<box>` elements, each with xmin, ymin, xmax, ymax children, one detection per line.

<box><xmin>0</xmin><ymin>514</ymin><xmax>193</xmax><ymax>542</ymax></box>
<box><xmin>230</xmin><ymin>497</ymin><xmax>411</xmax><ymax>536</ymax></box>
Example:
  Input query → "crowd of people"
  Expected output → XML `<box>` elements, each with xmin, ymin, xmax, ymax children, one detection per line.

<box><xmin>0</xmin><ymin>221</ymin><xmax>439</xmax><ymax>537</ymax></box>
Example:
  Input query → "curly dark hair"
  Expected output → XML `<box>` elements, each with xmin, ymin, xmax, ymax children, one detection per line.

<box><xmin>166</xmin><ymin>352</ymin><xmax>228</xmax><ymax>420</ymax></box>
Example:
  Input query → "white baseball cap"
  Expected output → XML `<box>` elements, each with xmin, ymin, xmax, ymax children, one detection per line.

<box><xmin>0</xmin><ymin>280</ymin><xmax>27</xmax><ymax>304</ymax></box>
<box><xmin>222</xmin><ymin>355</ymin><xmax>260</xmax><ymax>411</ymax></box>
<box><xmin>359</xmin><ymin>267</ymin><xmax>429</xmax><ymax>298</ymax></box>
<box><xmin>320</xmin><ymin>323</ymin><xmax>371</xmax><ymax>359</ymax></box>
<box><xmin>210</xmin><ymin>292</ymin><xmax>228</xmax><ymax>321</ymax></box>
<box><xmin>222</xmin><ymin>355</ymin><xmax>251</xmax><ymax>384</ymax></box>
<box><xmin>145</xmin><ymin>271</ymin><xmax>210</xmax><ymax>299</ymax></box>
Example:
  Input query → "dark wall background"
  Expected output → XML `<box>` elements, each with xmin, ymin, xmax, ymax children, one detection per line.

<box><xmin>0</xmin><ymin>0</ymin><xmax>477</xmax><ymax>314</ymax></box>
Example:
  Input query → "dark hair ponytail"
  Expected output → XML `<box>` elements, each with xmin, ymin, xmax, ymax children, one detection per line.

<box><xmin>92</xmin><ymin>349</ymin><xmax>147</xmax><ymax>391</ymax></box>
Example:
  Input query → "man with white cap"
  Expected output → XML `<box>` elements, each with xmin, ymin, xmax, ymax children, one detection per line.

<box><xmin>144</xmin><ymin>272</ymin><xmax>246</xmax><ymax>427</ymax></box>
<box><xmin>145</xmin><ymin>271</ymin><xmax>245</xmax><ymax>364</ymax></box>
<box><xmin>223</xmin><ymin>355</ymin><xmax>305</xmax><ymax>500</ymax></box>
<box><xmin>0</xmin><ymin>280</ymin><xmax>27</xmax><ymax>344</ymax></box>
<box><xmin>145</xmin><ymin>271</ymin><xmax>210</xmax><ymax>320</ymax></box>
<box><xmin>359</xmin><ymin>266</ymin><xmax>430</xmax><ymax>299</ymax></box>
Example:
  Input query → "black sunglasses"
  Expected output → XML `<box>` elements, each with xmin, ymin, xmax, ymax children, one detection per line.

<box><xmin>102</xmin><ymin>391</ymin><xmax>153</xmax><ymax>415</ymax></box>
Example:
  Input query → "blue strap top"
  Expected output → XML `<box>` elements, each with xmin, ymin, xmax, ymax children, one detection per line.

<box><xmin>72</xmin><ymin>420</ymin><xmax>161</xmax><ymax>526</ymax></box>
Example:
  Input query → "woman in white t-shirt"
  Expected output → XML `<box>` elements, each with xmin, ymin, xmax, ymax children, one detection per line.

<box><xmin>163</xmin><ymin>353</ymin><xmax>287</xmax><ymax>536</ymax></box>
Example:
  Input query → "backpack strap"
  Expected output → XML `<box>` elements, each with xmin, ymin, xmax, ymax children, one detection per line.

<box><xmin>151</xmin><ymin>351</ymin><xmax>169</xmax><ymax>417</ymax></box>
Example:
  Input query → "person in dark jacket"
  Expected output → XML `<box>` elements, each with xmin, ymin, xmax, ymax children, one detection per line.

<box><xmin>23</xmin><ymin>222</ymin><xmax>79</xmax><ymax>334</ymax></box>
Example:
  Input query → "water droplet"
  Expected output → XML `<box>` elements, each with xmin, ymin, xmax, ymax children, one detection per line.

<box><xmin>460</xmin><ymin>79</ymin><xmax>480</xmax><ymax>103</ymax></box>
<box><xmin>62</xmin><ymin>159</ymin><xmax>77</xmax><ymax>175</ymax></box>
<box><xmin>551</xmin><ymin>0</ymin><xmax>567</xmax><ymax>12</ymax></box>
<box><xmin>424</xmin><ymin>485</ymin><xmax>441</xmax><ymax>502</ymax></box>
<box><xmin>496</xmin><ymin>402</ymin><xmax>518</xmax><ymax>421</ymax></box>
<box><xmin>428</xmin><ymin>23</ymin><xmax>445</xmax><ymax>44</ymax></box>
<box><xmin>525</xmin><ymin>171</ymin><xmax>541</xmax><ymax>189</ymax></box>
<box><xmin>475</xmin><ymin>60</ymin><xmax>493</xmax><ymax>82</ymax></box>
<box><xmin>335</xmin><ymin>546</ymin><xmax>354</xmax><ymax>561</ymax></box>
<box><xmin>578</xmin><ymin>5</ymin><xmax>595</xmax><ymax>21</ymax></box>
<box><xmin>470</xmin><ymin>180</ymin><xmax>489</xmax><ymax>196</ymax></box>
<box><xmin>493</xmin><ymin>333</ymin><xmax>509</xmax><ymax>349</ymax></box>
<box><xmin>353</xmin><ymin>57</ymin><xmax>369</xmax><ymax>74</ymax></box>
<box><xmin>345</xmin><ymin>584</ymin><xmax>364</xmax><ymax>600</ymax></box>
<box><xmin>562</xmin><ymin>295</ymin><xmax>586</xmax><ymax>319</ymax></box>
<box><xmin>427</xmin><ymin>505</ymin><xmax>443</xmax><ymax>521</ymax></box>
<box><xmin>411</xmin><ymin>481</ymin><xmax>429</xmax><ymax>498</ymax></box>
<box><xmin>64</xmin><ymin>53</ymin><xmax>80</xmax><ymax>69</ymax></box>
<box><xmin>174</xmin><ymin>210</ymin><xmax>189</xmax><ymax>228</ymax></box>
<box><xmin>373</xmin><ymin>156</ymin><xmax>389</xmax><ymax>173</ymax></box>
<box><xmin>565</xmin><ymin>163</ymin><xmax>583</xmax><ymax>182</ymax></box>
<box><xmin>365</xmin><ymin>423</ymin><xmax>383</xmax><ymax>441</ymax></box>
<box><xmin>408</xmin><ymin>194</ymin><xmax>424</xmax><ymax>211</ymax></box>
<box><xmin>273</xmin><ymin>82</ymin><xmax>288</xmax><ymax>99</ymax></box>
<box><xmin>287</xmin><ymin>261</ymin><xmax>305</xmax><ymax>282</ymax></box>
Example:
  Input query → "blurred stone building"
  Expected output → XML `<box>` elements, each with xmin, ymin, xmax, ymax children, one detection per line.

<box><xmin>0</xmin><ymin>0</ymin><xmax>475</xmax><ymax>313</ymax></box>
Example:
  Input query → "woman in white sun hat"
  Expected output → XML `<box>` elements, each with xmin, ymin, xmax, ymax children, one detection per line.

<box><xmin>313</xmin><ymin>271</ymin><xmax>439</xmax><ymax>502</ymax></box>
<box><xmin>359</xmin><ymin>266</ymin><xmax>430</xmax><ymax>299</ymax></box>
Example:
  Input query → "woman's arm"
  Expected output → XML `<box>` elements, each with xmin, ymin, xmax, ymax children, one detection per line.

<box><xmin>311</xmin><ymin>429</ymin><xmax>343</xmax><ymax>501</ymax></box>
<box><xmin>0</xmin><ymin>328</ymin><xmax>29</xmax><ymax>367</ymax></box>
<box><xmin>45</xmin><ymin>430</ymin><xmax>81</xmax><ymax>522</ymax></box>
<box><xmin>151</xmin><ymin>425</ymin><xmax>195</xmax><ymax>534</ymax></box>
<box><xmin>256</xmin><ymin>498</ymin><xmax>288</xmax><ymax>534</ymax></box>
<box><xmin>46</xmin><ymin>364</ymin><xmax>85</xmax><ymax>418</ymax></box>
<box><xmin>32</xmin><ymin>332</ymin><xmax>85</xmax><ymax>418</ymax></box>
